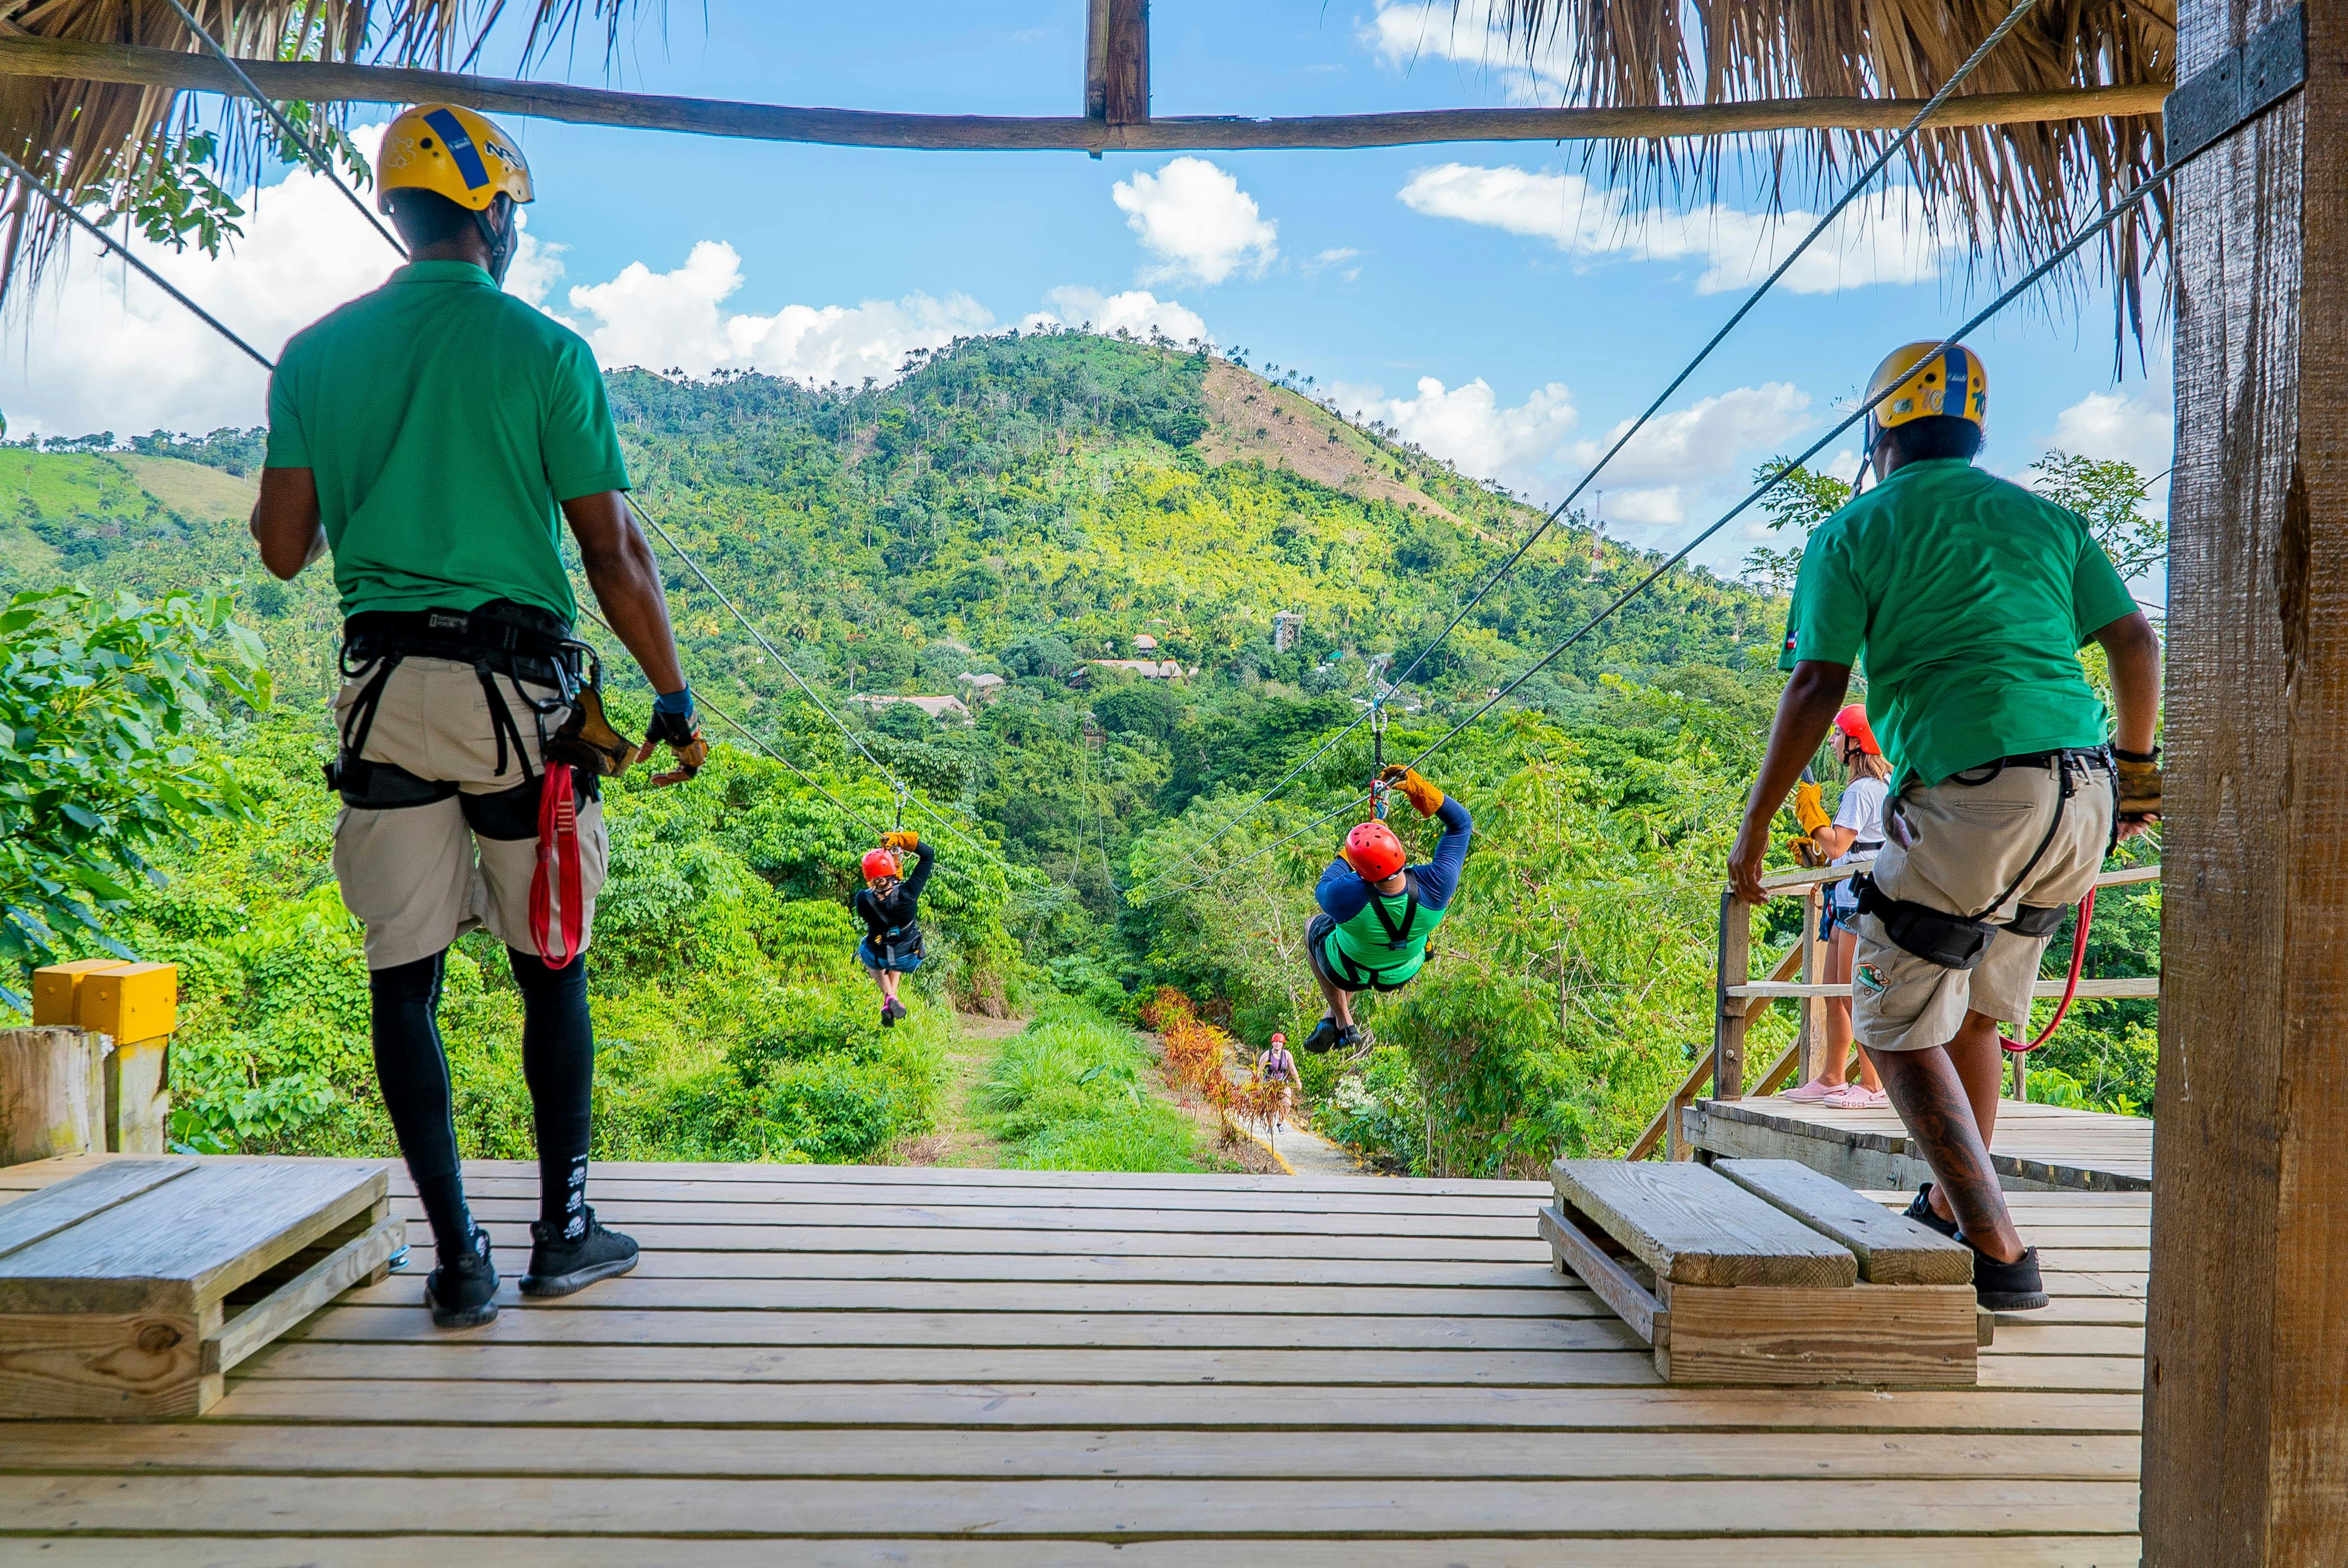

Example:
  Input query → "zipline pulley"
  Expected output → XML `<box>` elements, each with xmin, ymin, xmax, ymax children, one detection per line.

<box><xmin>1368</xmin><ymin>702</ymin><xmax>1391</xmax><ymax>822</ymax></box>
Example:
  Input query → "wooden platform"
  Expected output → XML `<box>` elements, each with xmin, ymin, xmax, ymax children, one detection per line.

<box><xmin>0</xmin><ymin>1154</ymin><xmax>2147</xmax><ymax>1563</ymax></box>
<box><xmin>1684</xmin><ymin>1095</ymin><xmax>2154</xmax><ymax>1192</ymax></box>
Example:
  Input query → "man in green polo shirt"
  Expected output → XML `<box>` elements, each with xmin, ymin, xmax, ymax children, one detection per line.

<box><xmin>249</xmin><ymin>102</ymin><xmax>706</xmax><ymax>1330</ymax></box>
<box><xmin>1727</xmin><ymin>341</ymin><xmax>2162</xmax><ymax>1312</ymax></box>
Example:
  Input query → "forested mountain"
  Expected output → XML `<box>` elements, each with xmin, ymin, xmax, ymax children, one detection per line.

<box><xmin>0</xmin><ymin>331</ymin><xmax>2158</xmax><ymax>1175</ymax></box>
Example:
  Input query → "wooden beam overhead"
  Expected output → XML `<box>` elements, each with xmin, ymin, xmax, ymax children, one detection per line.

<box><xmin>1083</xmin><ymin>0</ymin><xmax>1111</xmax><ymax>121</ymax></box>
<box><xmin>0</xmin><ymin>37</ymin><xmax>2167</xmax><ymax>154</ymax></box>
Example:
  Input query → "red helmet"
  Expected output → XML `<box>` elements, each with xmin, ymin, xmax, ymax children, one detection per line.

<box><xmin>1343</xmin><ymin>820</ymin><xmax>1407</xmax><ymax>881</ymax></box>
<box><xmin>1269</xmin><ymin>1031</ymin><xmax>1287</xmax><ymax>1046</ymax></box>
<box><xmin>860</xmin><ymin>848</ymin><xmax>900</xmax><ymax>884</ymax></box>
<box><xmin>1833</xmin><ymin>704</ymin><xmax>1882</xmax><ymax>757</ymax></box>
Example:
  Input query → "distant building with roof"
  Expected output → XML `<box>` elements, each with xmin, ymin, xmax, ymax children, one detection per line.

<box><xmin>850</xmin><ymin>693</ymin><xmax>972</xmax><ymax>723</ymax></box>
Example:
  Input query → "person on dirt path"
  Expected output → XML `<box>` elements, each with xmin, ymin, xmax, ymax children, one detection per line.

<box><xmin>1258</xmin><ymin>1031</ymin><xmax>1299</xmax><ymax>1123</ymax></box>
<box><xmin>856</xmin><ymin>832</ymin><xmax>934</xmax><ymax>1027</ymax></box>
<box><xmin>1780</xmin><ymin>704</ymin><xmax>1891</xmax><ymax>1109</ymax></box>
<box><xmin>249</xmin><ymin>103</ymin><xmax>706</xmax><ymax>1330</ymax></box>
<box><xmin>1727</xmin><ymin>340</ymin><xmax>2161</xmax><ymax>1314</ymax></box>
<box><xmin>1301</xmin><ymin>765</ymin><xmax>1473</xmax><ymax>1054</ymax></box>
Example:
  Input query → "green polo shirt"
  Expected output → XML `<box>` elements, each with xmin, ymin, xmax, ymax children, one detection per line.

<box><xmin>264</xmin><ymin>260</ymin><xmax>629</xmax><ymax>623</ymax></box>
<box><xmin>1778</xmin><ymin>458</ymin><xmax>2138</xmax><ymax>791</ymax></box>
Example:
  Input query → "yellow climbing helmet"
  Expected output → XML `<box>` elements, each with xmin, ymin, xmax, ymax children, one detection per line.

<box><xmin>377</xmin><ymin>103</ymin><xmax>534</xmax><ymax>214</ymax></box>
<box><xmin>1862</xmin><ymin>341</ymin><xmax>1987</xmax><ymax>451</ymax></box>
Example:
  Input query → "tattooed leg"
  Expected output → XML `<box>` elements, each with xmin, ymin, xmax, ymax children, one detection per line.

<box><xmin>1865</xmin><ymin>1041</ymin><xmax>2023</xmax><ymax>1263</ymax></box>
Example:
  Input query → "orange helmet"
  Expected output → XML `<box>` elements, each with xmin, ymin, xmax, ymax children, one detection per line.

<box><xmin>1343</xmin><ymin>820</ymin><xmax>1407</xmax><ymax>881</ymax></box>
<box><xmin>861</xmin><ymin>848</ymin><xmax>900</xmax><ymax>884</ymax></box>
<box><xmin>1833</xmin><ymin>704</ymin><xmax>1882</xmax><ymax>757</ymax></box>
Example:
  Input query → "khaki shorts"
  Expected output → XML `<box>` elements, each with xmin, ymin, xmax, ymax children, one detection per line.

<box><xmin>1852</xmin><ymin>758</ymin><xmax>2113</xmax><ymax>1053</ymax></box>
<box><xmin>331</xmin><ymin>656</ymin><xmax>608</xmax><ymax>970</ymax></box>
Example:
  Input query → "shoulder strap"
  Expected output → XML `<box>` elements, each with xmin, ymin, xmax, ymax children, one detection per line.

<box><xmin>1365</xmin><ymin>871</ymin><xmax>1423</xmax><ymax>947</ymax></box>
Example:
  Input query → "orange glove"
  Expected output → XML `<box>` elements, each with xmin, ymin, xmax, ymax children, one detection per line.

<box><xmin>1378</xmin><ymin>765</ymin><xmax>1445</xmax><ymax>817</ymax></box>
<box><xmin>882</xmin><ymin>830</ymin><xmax>921</xmax><ymax>853</ymax></box>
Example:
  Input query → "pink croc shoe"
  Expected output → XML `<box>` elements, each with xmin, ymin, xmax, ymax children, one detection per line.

<box><xmin>1823</xmin><ymin>1084</ymin><xmax>1889</xmax><ymax>1109</ymax></box>
<box><xmin>1779</xmin><ymin>1078</ymin><xmax>1840</xmax><ymax>1103</ymax></box>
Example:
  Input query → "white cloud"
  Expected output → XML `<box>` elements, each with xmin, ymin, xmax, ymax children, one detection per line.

<box><xmin>1026</xmin><ymin>287</ymin><xmax>1208</xmax><ymax>344</ymax></box>
<box><xmin>1569</xmin><ymin>383</ymin><xmax>1813</xmax><ymax>487</ymax></box>
<box><xmin>1361</xmin><ymin>0</ymin><xmax>1567</xmax><ymax>103</ymax></box>
<box><xmin>0</xmin><ymin>123</ymin><xmax>405</xmax><ymax>438</ymax></box>
<box><xmin>2049</xmin><ymin>389</ymin><xmax>2174</xmax><ymax>474</ymax></box>
<box><xmin>1112</xmin><ymin>158</ymin><xmax>1279</xmax><ymax>286</ymax></box>
<box><xmin>1336</xmin><ymin>375</ymin><xmax>1578</xmax><ymax>494</ymax></box>
<box><xmin>1305</xmin><ymin>246</ymin><xmax>1362</xmax><ymax>280</ymax></box>
<box><xmin>1398</xmin><ymin>163</ymin><xmax>1949</xmax><ymax>295</ymax></box>
<box><xmin>553</xmin><ymin>241</ymin><xmax>994</xmax><ymax>384</ymax></box>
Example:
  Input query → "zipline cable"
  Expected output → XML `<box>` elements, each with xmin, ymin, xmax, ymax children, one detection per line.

<box><xmin>575</xmin><ymin>606</ymin><xmax>882</xmax><ymax>836</ymax></box>
<box><xmin>1124</xmin><ymin>0</ymin><xmax>2046</xmax><ymax>900</ymax></box>
<box><xmin>1144</xmin><ymin>134</ymin><xmax>2199</xmax><ymax>907</ymax></box>
<box><xmin>621</xmin><ymin>495</ymin><xmax>1052</xmax><ymax>890</ymax></box>
<box><xmin>158</xmin><ymin>0</ymin><xmax>410</xmax><ymax>260</ymax></box>
<box><xmin>0</xmin><ymin>147</ymin><xmax>276</xmax><ymax>371</ymax></box>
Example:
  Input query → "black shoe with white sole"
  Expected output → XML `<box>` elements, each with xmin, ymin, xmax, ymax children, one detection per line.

<box><xmin>521</xmin><ymin>1207</ymin><xmax>640</xmax><ymax>1298</ymax></box>
<box><xmin>1301</xmin><ymin>1015</ymin><xmax>1344</xmax><ymax>1054</ymax></box>
<box><xmin>1960</xmin><ymin>1236</ymin><xmax>2051</xmax><ymax>1311</ymax></box>
<box><xmin>1904</xmin><ymin>1182</ymin><xmax>1960</xmax><ymax>1238</ymax></box>
<box><xmin>424</xmin><ymin>1225</ymin><xmax>499</xmax><ymax>1329</ymax></box>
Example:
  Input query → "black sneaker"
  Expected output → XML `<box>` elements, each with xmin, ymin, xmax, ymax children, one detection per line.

<box><xmin>1337</xmin><ymin>1024</ymin><xmax>1371</xmax><ymax>1053</ymax></box>
<box><xmin>1301</xmin><ymin>1015</ymin><xmax>1344</xmax><ymax>1054</ymax></box>
<box><xmin>1960</xmin><ymin>1237</ymin><xmax>2052</xmax><ymax>1311</ymax></box>
<box><xmin>1904</xmin><ymin>1182</ymin><xmax>1960</xmax><ymax>1238</ymax></box>
<box><xmin>521</xmin><ymin>1207</ymin><xmax>640</xmax><ymax>1297</ymax></box>
<box><xmin>424</xmin><ymin>1226</ymin><xmax>499</xmax><ymax>1329</ymax></box>
<box><xmin>887</xmin><ymin>998</ymin><xmax>908</xmax><ymax>1021</ymax></box>
<box><xmin>880</xmin><ymin>1001</ymin><xmax>896</xmax><ymax>1029</ymax></box>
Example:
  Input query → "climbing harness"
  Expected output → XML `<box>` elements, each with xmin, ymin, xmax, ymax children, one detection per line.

<box><xmin>1854</xmin><ymin>748</ymin><xmax>2105</xmax><ymax>972</ymax></box>
<box><xmin>326</xmin><ymin>602</ymin><xmax>632</xmax><ymax>970</ymax></box>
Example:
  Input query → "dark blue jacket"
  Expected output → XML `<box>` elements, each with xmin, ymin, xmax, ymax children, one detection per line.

<box><xmin>1317</xmin><ymin>794</ymin><xmax>1473</xmax><ymax>918</ymax></box>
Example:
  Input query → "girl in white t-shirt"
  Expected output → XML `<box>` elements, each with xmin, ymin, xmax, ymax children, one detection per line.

<box><xmin>1782</xmin><ymin>705</ymin><xmax>1892</xmax><ymax>1108</ymax></box>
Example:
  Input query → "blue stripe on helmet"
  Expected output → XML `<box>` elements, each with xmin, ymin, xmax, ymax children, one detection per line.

<box><xmin>1943</xmin><ymin>347</ymin><xmax>1968</xmax><ymax>414</ymax></box>
<box><xmin>422</xmin><ymin>108</ymin><xmax>492</xmax><ymax>193</ymax></box>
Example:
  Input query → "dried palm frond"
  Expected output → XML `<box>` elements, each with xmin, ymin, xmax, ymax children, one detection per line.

<box><xmin>1476</xmin><ymin>0</ymin><xmax>2176</xmax><ymax>349</ymax></box>
<box><xmin>0</xmin><ymin>0</ymin><xmax>637</xmax><ymax>299</ymax></box>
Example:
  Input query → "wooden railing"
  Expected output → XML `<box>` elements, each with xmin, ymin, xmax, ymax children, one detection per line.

<box><xmin>1626</xmin><ymin>860</ymin><xmax>2160</xmax><ymax>1161</ymax></box>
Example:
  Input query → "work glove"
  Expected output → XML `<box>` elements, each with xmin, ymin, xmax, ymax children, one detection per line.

<box><xmin>1378</xmin><ymin>764</ymin><xmax>1445</xmax><ymax>817</ymax></box>
<box><xmin>882</xmin><ymin>830</ymin><xmax>921</xmax><ymax>853</ymax></box>
<box><xmin>638</xmin><ymin>702</ymin><xmax>708</xmax><ymax>787</ymax></box>
<box><xmin>1787</xmin><ymin>834</ymin><xmax>1823</xmax><ymax>868</ymax></box>
<box><xmin>2115</xmin><ymin>747</ymin><xmax>2162</xmax><ymax>821</ymax></box>
<box><xmin>1792</xmin><ymin>777</ymin><xmax>1833</xmax><ymax>837</ymax></box>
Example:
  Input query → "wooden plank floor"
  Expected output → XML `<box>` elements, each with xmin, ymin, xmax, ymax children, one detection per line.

<box><xmin>1687</xmin><ymin>1095</ymin><xmax>2153</xmax><ymax>1192</ymax></box>
<box><xmin>0</xmin><ymin>1155</ymin><xmax>2147</xmax><ymax>1565</ymax></box>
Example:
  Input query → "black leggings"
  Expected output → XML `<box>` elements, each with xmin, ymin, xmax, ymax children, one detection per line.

<box><xmin>371</xmin><ymin>947</ymin><xmax>595</xmax><ymax>1260</ymax></box>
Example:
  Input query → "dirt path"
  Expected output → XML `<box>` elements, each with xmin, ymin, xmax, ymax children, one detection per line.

<box><xmin>1258</xmin><ymin>1115</ymin><xmax>1364</xmax><ymax>1177</ymax></box>
<box><xmin>896</xmin><ymin>1011</ymin><xmax>1027</xmax><ymax>1168</ymax></box>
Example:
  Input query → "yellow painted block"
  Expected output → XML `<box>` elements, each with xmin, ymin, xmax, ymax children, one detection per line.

<box><xmin>78</xmin><ymin>962</ymin><xmax>178</xmax><ymax>1043</ymax></box>
<box><xmin>30</xmin><ymin>961</ymin><xmax>129</xmax><ymax>1027</ymax></box>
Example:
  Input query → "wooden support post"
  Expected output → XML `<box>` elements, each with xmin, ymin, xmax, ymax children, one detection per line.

<box><xmin>0</xmin><ymin>1028</ymin><xmax>107</xmax><ymax>1167</ymax></box>
<box><xmin>1796</xmin><ymin>887</ymin><xmax>1821</xmax><ymax>1086</ymax></box>
<box><xmin>1099</xmin><ymin>0</ymin><xmax>1149</xmax><ymax>126</ymax></box>
<box><xmin>1713</xmin><ymin>891</ymin><xmax>1750</xmax><ymax>1102</ymax></box>
<box><xmin>2145</xmin><ymin>2</ymin><xmax>2340</xmax><ymax>1561</ymax></box>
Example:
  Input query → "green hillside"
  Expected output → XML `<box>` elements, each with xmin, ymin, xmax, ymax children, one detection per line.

<box><xmin>0</xmin><ymin>331</ymin><xmax>2158</xmax><ymax>1174</ymax></box>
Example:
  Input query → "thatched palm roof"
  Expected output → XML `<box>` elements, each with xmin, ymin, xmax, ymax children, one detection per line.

<box><xmin>3</xmin><ymin>0</ymin><xmax>2174</xmax><ymax>337</ymax></box>
<box><xmin>0</xmin><ymin>0</ymin><xmax>603</xmax><ymax>288</ymax></box>
<box><xmin>1481</xmin><ymin>0</ymin><xmax>2176</xmax><ymax>341</ymax></box>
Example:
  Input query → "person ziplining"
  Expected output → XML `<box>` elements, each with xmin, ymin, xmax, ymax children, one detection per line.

<box><xmin>1728</xmin><ymin>339</ymin><xmax>2161</xmax><ymax>1314</ymax></box>
<box><xmin>1300</xmin><ymin>764</ymin><xmax>1472</xmax><ymax>1054</ymax></box>
<box><xmin>855</xmin><ymin>831</ymin><xmax>935</xmax><ymax>1027</ymax></box>
<box><xmin>247</xmin><ymin>103</ymin><xmax>707</xmax><ymax>1329</ymax></box>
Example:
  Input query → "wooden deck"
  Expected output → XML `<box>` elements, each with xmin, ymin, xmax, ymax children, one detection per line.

<box><xmin>1684</xmin><ymin>1095</ymin><xmax>2154</xmax><ymax>1192</ymax></box>
<box><xmin>0</xmin><ymin>1154</ymin><xmax>2147</xmax><ymax>1564</ymax></box>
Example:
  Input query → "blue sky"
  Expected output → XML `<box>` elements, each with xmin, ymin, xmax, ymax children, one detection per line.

<box><xmin>14</xmin><ymin>0</ymin><xmax>2172</xmax><ymax>584</ymax></box>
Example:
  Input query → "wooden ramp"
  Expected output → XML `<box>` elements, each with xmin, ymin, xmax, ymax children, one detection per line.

<box><xmin>1684</xmin><ymin>1095</ymin><xmax>2153</xmax><ymax>1192</ymax></box>
<box><xmin>0</xmin><ymin>1155</ymin><xmax>2146</xmax><ymax>1564</ymax></box>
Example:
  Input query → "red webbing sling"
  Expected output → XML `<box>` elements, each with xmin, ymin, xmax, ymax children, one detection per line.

<box><xmin>2001</xmin><ymin>886</ymin><xmax>2095</xmax><ymax>1054</ymax></box>
<box><xmin>530</xmin><ymin>764</ymin><xmax>586</xmax><ymax>968</ymax></box>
